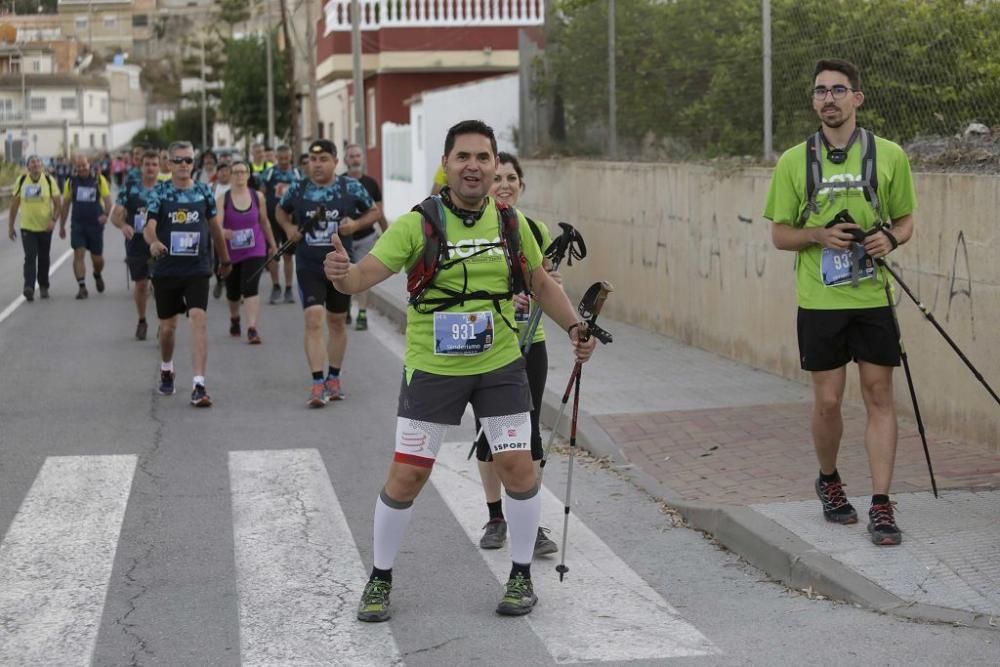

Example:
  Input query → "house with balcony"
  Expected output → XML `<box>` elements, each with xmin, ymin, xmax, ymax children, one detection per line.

<box><xmin>316</xmin><ymin>0</ymin><xmax>543</xmax><ymax>183</ymax></box>
<box><xmin>0</xmin><ymin>72</ymin><xmax>110</xmax><ymax>161</ymax></box>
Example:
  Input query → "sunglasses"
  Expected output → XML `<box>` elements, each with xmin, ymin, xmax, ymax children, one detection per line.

<box><xmin>170</xmin><ymin>157</ymin><xmax>195</xmax><ymax>164</ymax></box>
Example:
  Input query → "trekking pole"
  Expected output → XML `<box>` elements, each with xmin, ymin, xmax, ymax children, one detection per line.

<box><xmin>881</xmin><ymin>271</ymin><xmax>939</xmax><ymax>498</ymax></box>
<box><xmin>248</xmin><ymin>206</ymin><xmax>325</xmax><ymax>284</ymax></box>
<box><xmin>540</xmin><ymin>282</ymin><xmax>614</xmax><ymax>474</ymax></box>
<box><xmin>876</xmin><ymin>258</ymin><xmax>1000</xmax><ymax>408</ymax></box>
<box><xmin>555</xmin><ymin>363</ymin><xmax>582</xmax><ymax>582</ymax></box>
<box><xmin>467</xmin><ymin>222</ymin><xmax>587</xmax><ymax>460</ymax></box>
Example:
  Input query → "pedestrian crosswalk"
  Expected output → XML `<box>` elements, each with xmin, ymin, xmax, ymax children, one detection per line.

<box><xmin>1</xmin><ymin>449</ymin><xmax>718</xmax><ymax>665</ymax></box>
<box><xmin>0</xmin><ymin>455</ymin><xmax>137</xmax><ymax>666</ymax></box>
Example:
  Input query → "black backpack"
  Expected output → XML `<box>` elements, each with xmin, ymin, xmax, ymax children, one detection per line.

<box><xmin>798</xmin><ymin>127</ymin><xmax>883</xmax><ymax>227</ymax></box>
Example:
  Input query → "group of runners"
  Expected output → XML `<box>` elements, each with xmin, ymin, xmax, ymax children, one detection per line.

<box><xmin>5</xmin><ymin>55</ymin><xmax>917</xmax><ymax>621</ymax></box>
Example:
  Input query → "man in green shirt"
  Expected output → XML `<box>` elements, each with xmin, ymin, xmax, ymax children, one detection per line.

<box><xmin>764</xmin><ymin>59</ymin><xmax>917</xmax><ymax>546</ymax></box>
<box><xmin>8</xmin><ymin>156</ymin><xmax>61</xmax><ymax>301</ymax></box>
<box><xmin>326</xmin><ymin>120</ymin><xmax>597</xmax><ymax>621</ymax></box>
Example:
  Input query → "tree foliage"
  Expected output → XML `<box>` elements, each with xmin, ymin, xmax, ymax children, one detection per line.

<box><xmin>219</xmin><ymin>33</ymin><xmax>291</xmax><ymax>142</ymax></box>
<box><xmin>544</xmin><ymin>0</ymin><xmax>1000</xmax><ymax>157</ymax></box>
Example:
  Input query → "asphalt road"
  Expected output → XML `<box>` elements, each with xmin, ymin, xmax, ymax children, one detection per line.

<box><xmin>0</xmin><ymin>222</ymin><xmax>996</xmax><ymax>666</ymax></box>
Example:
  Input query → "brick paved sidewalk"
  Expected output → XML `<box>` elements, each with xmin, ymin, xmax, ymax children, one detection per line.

<box><xmin>599</xmin><ymin>403</ymin><xmax>1000</xmax><ymax>507</ymax></box>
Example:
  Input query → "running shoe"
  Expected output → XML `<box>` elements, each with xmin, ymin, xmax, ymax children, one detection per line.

<box><xmin>479</xmin><ymin>518</ymin><xmax>507</xmax><ymax>549</ymax></box>
<box><xmin>191</xmin><ymin>384</ymin><xmax>212</xmax><ymax>408</ymax></box>
<box><xmin>94</xmin><ymin>273</ymin><xmax>105</xmax><ymax>294</ymax></box>
<box><xmin>533</xmin><ymin>526</ymin><xmax>559</xmax><ymax>557</ymax></box>
<box><xmin>39</xmin><ymin>287</ymin><xmax>49</xmax><ymax>299</ymax></box>
<box><xmin>158</xmin><ymin>370</ymin><xmax>175</xmax><ymax>396</ymax></box>
<box><xmin>868</xmin><ymin>501</ymin><xmax>903</xmax><ymax>546</ymax></box>
<box><xmin>229</xmin><ymin>317</ymin><xmax>241</xmax><ymax>337</ymax></box>
<box><xmin>355</xmin><ymin>311</ymin><xmax>368</xmax><ymax>331</ymax></box>
<box><xmin>22</xmin><ymin>287</ymin><xmax>33</xmax><ymax>302</ymax></box>
<box><xmin>496</xmin><ymin>573</ymin><xmax>537</xmax><ymax>616</ymax></box>
<box><xmin>247</xmin><ymin>327</ymin><xmax>262</xmax><ymax>345</ymax></box>
<box><xmin>815</xmin><ymin>477</ymin><xmax>858</xmax><ymax>524</ymax></box>
<box><xmin>324</xmin><ymin>376</ymin><xmax>343</xmax><ymax>401</ymax></box>
<box><xmin>308</xmin><ymin>383</ymin><xmax>327</xmax><ymax>408</ymax></box>
<box><xmin>75</xmin><ymin>285</ymin><xmax>88</xmax><ymax>300</ymax></box>
<box><xmin>283</xmin><ymin>286</ymin><xmax>295</xmax><ymax>304</ymax></box>
<box><xmin>269</xmin><ymin>284</ymin><xmax>282</xmax><ymax>304</ymax></box>
<box><xmin>136</xmin><ymin>320</ymin><xmax>148</xmax><ymax>341</ymax></box>
<box><xmin>356</xmin><ymin>578</ymin><xmax>392</xmax><ymax>623</ymax></box>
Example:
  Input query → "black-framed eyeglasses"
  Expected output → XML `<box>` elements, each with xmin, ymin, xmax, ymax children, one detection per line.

<box><xmin>170</xmin><ymin>157</ymin><xmax>195</xmax><ymax>165</ymax></box>
<box><xmin>813</xmin><ymin>85</ymin><xmax>855</xmax><ymax>100</ymax></box>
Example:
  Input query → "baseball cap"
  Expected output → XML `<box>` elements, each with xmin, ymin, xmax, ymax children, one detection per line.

<box><xmin>308</xmin><ymin>139</ymin><xmax>337</xmax><ymax>157</ymax></box>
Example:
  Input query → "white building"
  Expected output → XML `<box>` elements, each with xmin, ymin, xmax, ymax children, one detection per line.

<box><xmin>381</xmin><ymin>74</ymin><xmax>518</xmax><ymax>220</ymax></box>
<box><xmin>0</xmin><ymin>73</ymin><xmax>111</xmax><ymax>161</ymax></box>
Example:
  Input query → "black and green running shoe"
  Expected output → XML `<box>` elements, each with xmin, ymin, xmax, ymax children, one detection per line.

<box><xmin>357</xmin><ymin>578</ymin><xmax>392</xmax><ymax>622</ymax></box>
<box><xmin>496</xmin><ymin>573</ymin><xmax>537</xmax><ymax>616</ymax></box>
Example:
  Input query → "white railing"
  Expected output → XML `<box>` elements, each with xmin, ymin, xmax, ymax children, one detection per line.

<box><xmin>324</xmin><ymin>0</ymin><xmax>544</xmax><ymax>33</ymax></box>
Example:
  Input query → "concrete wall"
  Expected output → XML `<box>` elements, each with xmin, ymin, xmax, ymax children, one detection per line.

<box><xmin>521</xmin><ymin>159</ymin><xmax>1000</xmax><ymax>452</ymax></box>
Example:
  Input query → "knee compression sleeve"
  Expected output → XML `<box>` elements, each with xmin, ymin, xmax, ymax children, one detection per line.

<box><xmin>393</xmin><ymin>417</ymin><xmax>449</xmax><ymax>468</ymax></box>
<box><xmin>482</xmin><ymin>412</ymin><xmax>532</xmax><ymax>456</ymax></box>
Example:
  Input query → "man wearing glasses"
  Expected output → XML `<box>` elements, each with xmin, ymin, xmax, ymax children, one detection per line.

<box><xmin>144</xmin><ymin>141</ymin><xmax>232</xmax><ymax>407</ymax></box>
<box><xmin>276</xmin><ymin>139</ymin><xmax>378</xmax><ymax>408</ymax></box>
<box><xmin>764</xmin><ymin>59</ymin><xmax>917</xmax><ymax>546</ymax></box>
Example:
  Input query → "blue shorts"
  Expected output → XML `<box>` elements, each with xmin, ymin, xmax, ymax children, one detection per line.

<box><xmin>71</xmin><ymin>223</ymin><xmax>104</xmax><ymax>255</ymax></box>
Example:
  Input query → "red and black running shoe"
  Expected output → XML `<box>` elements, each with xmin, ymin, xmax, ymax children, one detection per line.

<box><xmin>868</xmin><ymin>501</ymin><xmax>902</xmax><ymax>546</ymax></box>
<box><xmin>815</xmin><ymin>477</ymin><xmax>858</xmax><ymax>524</ymax></box>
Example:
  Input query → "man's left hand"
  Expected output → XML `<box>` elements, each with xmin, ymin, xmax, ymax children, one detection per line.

<box><xmin>338</xmin><ymin>217</ymin><xmax>357</xmax><ymax>236</ymax></box>
<box><xmin>863</xmin><ymin>230</ymin><xmax>895</xmax><ymax>259</ymax></box>
<box><xmin>570</xmin><ymin>324</ymin><xmax>598</xmax><ymax>363</ymax></box>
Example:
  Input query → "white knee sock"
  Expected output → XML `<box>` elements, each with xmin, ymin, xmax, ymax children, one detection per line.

<box><xmin>505</xmin><ymin>488</ymin><xmax>541</xmax><ymax>566</ymax></box>
<box><xmin>373</xmin><ymin>490</ymin><xmax>414</xmax><ymax>571</ymax></box>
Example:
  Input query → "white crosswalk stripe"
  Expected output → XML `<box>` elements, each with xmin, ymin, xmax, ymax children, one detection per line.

<box><xmin>432</xmin><ymin>441</ymin><xmax>721</xmax><ymax>663</ymax></box>
<box><xmin>228</xmin><ymin>448</ymin><xmax>404</xmax><ymax>666</ymax></box>
<box><xmin>0</xmin><ymin>455</ymin><xmax>137</xmax><ymax>666</ymax></box>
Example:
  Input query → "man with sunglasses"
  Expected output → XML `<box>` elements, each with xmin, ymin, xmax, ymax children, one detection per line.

<box><xmin>276</xmin><ymin>139</ymin><xmax>378</xmax><ymax>408</ymax></box>
<box><xmin>144</xmin><ymin>141</ymin><xmax>232</xmax><ymax>407</ymax></box>
<box><xmin>764</xmin><ymin>59</ymin><xmax>917</xmax><ymax>546</ymax></box>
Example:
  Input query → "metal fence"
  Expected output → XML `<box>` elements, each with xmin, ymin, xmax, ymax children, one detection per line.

<box><xmin>520</xmin><ymin>0</ymin><xmax>1000</xmax><ymax>169</ymax></box>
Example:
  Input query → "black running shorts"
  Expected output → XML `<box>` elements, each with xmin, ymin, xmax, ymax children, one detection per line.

<box><xmin>797</xmin><ymin>306</ymin><xmax>901</xmax><ymax>371</ymax></box>
<box><xmin>152</xmin><ymin>276</ymin><xmax>210</xmax><ymax>320</ymax></box>
<box><xmin>297</xmin><ymin>270</ymin><xmax>349</xmax><ymax>314</ymax></box>
<box><xmin>225</xmin><ymin>256</ymin><xmax>266</xmax><ymax>302</ymax></box>
<box><xmin>398</xmin><ymin>357</ymin><xmax>532</xmax><ymax>426</ymax></box>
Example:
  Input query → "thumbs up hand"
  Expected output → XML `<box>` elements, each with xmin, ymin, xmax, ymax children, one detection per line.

<box><xmin>325</xmin><ymin>234</ymin><xmax>352</xmax><ymax>283</ymax></box>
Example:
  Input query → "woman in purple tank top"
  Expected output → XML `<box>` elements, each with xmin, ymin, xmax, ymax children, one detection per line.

<box><xmin>217</xmin><ymin>161</ymin><xmax>276</xmax><ymax>344</ymax></box>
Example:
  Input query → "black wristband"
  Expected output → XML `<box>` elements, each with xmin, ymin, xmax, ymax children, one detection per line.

<box><xmin>882</xmin><ymin>229</ymin><xmax>899</xmax><ymax>251</ymax></box>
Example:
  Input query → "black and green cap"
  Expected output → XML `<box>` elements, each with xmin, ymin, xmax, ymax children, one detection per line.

<box><xmin>308</xmin><ymin>139</ymin><xmax>337</xmax><ymax>157</ymax></box>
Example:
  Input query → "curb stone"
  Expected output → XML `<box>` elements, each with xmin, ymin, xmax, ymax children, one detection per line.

<box><xmin>367</xmin><ymin>284</ymin><xmax>998</xmax><ymax>632</ymax></box>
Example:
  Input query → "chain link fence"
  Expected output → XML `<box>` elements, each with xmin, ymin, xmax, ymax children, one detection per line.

<box><xmin>521</xmin><ymin>0</ymin><xmax>1000</xmax><ymax>170</ymax></box>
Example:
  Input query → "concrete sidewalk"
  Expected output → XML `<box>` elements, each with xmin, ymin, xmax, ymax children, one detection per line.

<box><xmin>370</xmin><ymin>273</ymin><xmax>1000</xmax><ymax>630</ymax></box>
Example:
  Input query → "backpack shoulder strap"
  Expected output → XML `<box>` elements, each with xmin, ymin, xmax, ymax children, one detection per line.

<box><xmin>497</xmin><ymin>201</ymin><xmax>527</xmax><ymax>294</ymax></box>
<box><xmin>859</xmin><ymin>128</ymin><xmax>881</xmax><ymax>218</ymax></box>
<box><xmin>46</xmin><ymin>174</ymin><xmax>57</xmax><ymax>194</ymax></box>
<box><xmin>406</xmin><ymin>195</ymin><xmax>448</xmax><ymax>301</ymax></box>
<box><xmin>524</xmin><ymin>215</ymin><xmax>544</xmax><ymax>248</ymax></box>
<box><xmin>15</xmin><ymin>174</ymin><xmax>25</xmax><ymax>193</ymax></box>
<box><xmin>798</xmin><ymin>131</ymin><xmax>823</xmax><ymax>227</ymax></box>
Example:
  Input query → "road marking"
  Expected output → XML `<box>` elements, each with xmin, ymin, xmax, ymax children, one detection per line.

<box><xmin>0</xmin><ymin>247</ymin><xmax>73</xmax><ymax>325</ymax></box>
<box><xmin>0</xmin><ymin>455</ymin><xmax>137</xmax><ymax>666</ymax></box>
<box><xmin>228</xmin><ymin>449</ymin><xmax>403</xmax><ymax>666</ymax></box>
<box><xmin>432</xmin><ymin>442</ymin><xmax>721</xmax><ymax>663</ymax></box>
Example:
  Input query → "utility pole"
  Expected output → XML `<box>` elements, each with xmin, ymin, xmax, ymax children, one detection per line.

<box><xmin>607</xmin><ymin>0</ymin><xmax>617</xmax><ymax>160</ymax></box>
<box><xmin>351</xmin><ymin>0</ymin><xmax>365</xmax><ymax>161</ymax></box>
<box><xmin>265</xmin><ymin>0</ymin><xmax>275</xmax><ymax>146</ymax></box>
<box><xmin>762</xmin><ymin>0</ymin><xmax>774</xmax><ymax>161</ymax></box>
<box><xmin>200</xmin><ymin>31</ymin><xmax>207</xmax><ymax>149</ymax></box>
<box><xmin>304</xmin><ymin>0</ymin><xmax>319</xmax><ymax>144</ymax></box>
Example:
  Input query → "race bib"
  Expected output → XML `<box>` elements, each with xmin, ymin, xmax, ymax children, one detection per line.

<box><xmin>23</xmin><ymin>184</ymin><xmax>42</xmax><ymax>200</ymax></box>
<box><xmin>821</xmin><ymin>245</ymin><xmax>875</xmax><ymax>287</ymax></box>
<box><xmin>305</xmin><ymin>219</ymin><xmax>338</xmax><ymax>246</ymax></box>
<box><xmin>434</xmin><ymin>311</ymin><xmax>494</xmax><ymax>356</ymax></box>
<box><xmin>231</xmin><ymin>228</ymin><xmax>255</xmax><ymax>250</ymax></box>
<box><xmin>170</xmin><ymin>231</ymin><xmax>201</xmax><ymax>256</ymax></box>
<box><xmin>132</xmin><ymin>212</ymin><xmax>146</xmax><ymax>233</ymax></box>
<box><xmin>76</xmin><ymin>186</ymin><xmax>97</xmax><ymax>202</ymax></box>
